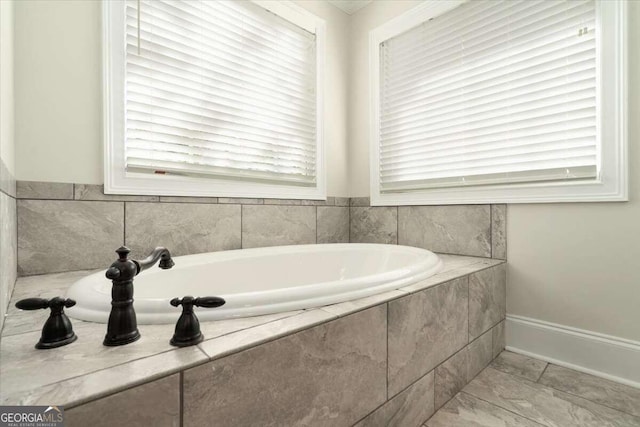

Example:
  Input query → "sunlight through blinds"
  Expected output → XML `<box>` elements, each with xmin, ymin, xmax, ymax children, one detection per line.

<box><xmin>125</xmin><ymin>0</ymin><xmax>317</xmax><ymax>186</ymax></box>
<box><xmin>379</xmin><ymin>0</ymin><xmax>597</xmax><ymax>192</ymax></box>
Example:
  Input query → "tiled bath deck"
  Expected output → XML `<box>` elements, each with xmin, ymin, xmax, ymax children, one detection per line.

<box><xmin>428</xmin><ymin>351</ymin><xmax>640</xmax><ymax>427</ymax></box>
<box><xmin>0</xmin><ymin>253</ymin><xmax>502</xmax><ymax>413</ymax></box>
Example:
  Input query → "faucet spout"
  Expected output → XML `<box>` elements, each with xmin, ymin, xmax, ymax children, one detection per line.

<box><xmin>103</xmin><ymin>246</ymin><xmax>174</xmax><ymax>346</ymax></box>
<box><xmin>136</xmin><ymin>247</ymin><xmax>175</xmax><ymax>272</ymax></box>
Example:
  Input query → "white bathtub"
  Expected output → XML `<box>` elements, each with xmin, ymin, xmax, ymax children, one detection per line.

<box><xmin>66</xmin><ymin>243</ymin><xmax>442</xmax><ymax>325</ymax></box>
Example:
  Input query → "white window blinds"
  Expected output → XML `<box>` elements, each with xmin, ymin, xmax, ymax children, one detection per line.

<box><xmin>378</xmin><ymin>0</ymin><xmax>597</xmax><ymax>193</ymax></box>
<box><xmin>125</xmin><ymin>0</ymin><xmax>318</xmax><ymax>186</ymax></box>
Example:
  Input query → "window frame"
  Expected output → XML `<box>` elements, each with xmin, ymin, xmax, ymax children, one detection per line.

<box><xmin>369</xmin><ymin>0</ymin><xmax>628</xmax><ymax>206</ymax></box>
<box><xmin>103</xmin><ymin>0</ymin><xmax>327</xmax><ymax>199</ymax></box>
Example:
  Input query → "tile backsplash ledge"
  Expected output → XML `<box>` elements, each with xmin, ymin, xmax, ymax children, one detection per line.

<box><xmin>16</xmin><ymin>181</ymin><xmax>506</xmax><ymax>276</ymax></box>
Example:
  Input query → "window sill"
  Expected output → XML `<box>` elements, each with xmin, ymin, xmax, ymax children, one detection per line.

<box><xmin>371</xmin><ymin>176</ymin><xmax>628</xmax><ymax>206</ymax></box>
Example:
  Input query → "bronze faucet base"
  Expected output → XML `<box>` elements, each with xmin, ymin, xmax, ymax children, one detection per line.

<box><xmin>103</xmin><ymin>329</ymin><xmax>141</xmax><ymax>347</ymax></box>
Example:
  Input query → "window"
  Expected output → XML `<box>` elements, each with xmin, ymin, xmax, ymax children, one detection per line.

<box><xmin>104</xmin><ymin>0</ymin><xmax>326</xmax><ymax>199</ymax></box>
<box><xmin>370</xmin><ymin>0</ymin><xmax>627</xmax><ymax>205</ymax></box>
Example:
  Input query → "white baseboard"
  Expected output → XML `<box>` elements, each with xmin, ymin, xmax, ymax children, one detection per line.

<box><xmin>506</xmin><ymin>314</ymin><xmax>640</xmax><ymax>389</ymax></box>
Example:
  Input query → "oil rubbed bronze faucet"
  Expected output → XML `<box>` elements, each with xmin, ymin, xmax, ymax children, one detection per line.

<box><xmin>103</xmin><ymin>246</ymin><xmax>175</xmax><ymax>346</ymax></box>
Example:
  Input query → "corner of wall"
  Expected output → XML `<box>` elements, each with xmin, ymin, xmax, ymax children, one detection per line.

<box><xmin>0</xmin><ymin>0</ymin><xmax>17</xmax><ymax>335</ymax></box>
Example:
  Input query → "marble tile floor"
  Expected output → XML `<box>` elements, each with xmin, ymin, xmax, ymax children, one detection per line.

<box><xmin>426</xmin><ymin>351</ymin><xmax>640</xmax><ymax>427</ymax></box>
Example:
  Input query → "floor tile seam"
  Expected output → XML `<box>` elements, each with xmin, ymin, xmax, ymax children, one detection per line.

<box><xmin>458</xmin><ymin>390</ymin><xmax>548</xmax><ymax>427</ymax></box>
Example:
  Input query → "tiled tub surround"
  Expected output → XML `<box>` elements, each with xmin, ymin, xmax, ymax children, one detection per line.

<box><xmin>16</xmin><ymin>182</ymin><xmax>506</xmax><ymax>276</ymax></box>
<box><xmin>16</xmin><ymin>181</ymin><xmax>350</xmax><ymax>275</ymax></box>
<box><xmin>0</xmin><ymin>256</ymin><xmax>505</xmax><ymax>427</ymax></box>
<box><xmin>0</xmin><ymin>157</ymin><xmax>17</xmax><ymax>333</ymax></box>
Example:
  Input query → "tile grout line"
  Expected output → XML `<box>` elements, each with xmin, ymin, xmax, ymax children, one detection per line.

<box><xmin>397</xmin><ymin>320</ymin><xmax>484</xmax><ymax>412</ymax></box>
<box><xmin>179</xmin><ymin>371</ymin><xmax>184</xmax><ymax>427</ymax></box>
<box><xmin>123</xmin><ymin>201</ymin><xmax>127</xmax><ymax>246</ymax></box>
<box><xmin>386</xmin><ymin>302</ymin><xmax>389</xmax><ymax>401</ymax></box>
<box><xmin>348</xmin><ymin>204</ymin><xmax>351</xmax><ymax>242</ymax></box>
<box><xmin>240</xmin><ymin>204</ymin><xmax>243</xmax><ymax>249</ymax></box>
<box><xmin>425</xmin><ymin>327</ymin><xmax>495</xmax><ymax>423</ymax></box>
<box><xmin>489</xmin><ymin>204</ymin><xmax>494</xmax><ymax>258</ymax></box>
<box><xmin>354</xmin><ymin>367</ymin><xmax>437</xmax><ymax>427</ymax></box>
<box><xmin>467</xmin><ymin>275</ymin><xmax>471</xmax><ymax>344</ymax></box>
<box><xmin>458</xmin><ymin>390</ymin><xmax>548</xmax><ymax>427</ymax></box>
<box><xmin>536</xmin><ymin>362</ymin><xmax>550</xmax><ymax>383</ymax></box>
<box><xmin>395</xmin><ymin>206</ymin><xmax>399</xmax><ymax>245</ymax></box>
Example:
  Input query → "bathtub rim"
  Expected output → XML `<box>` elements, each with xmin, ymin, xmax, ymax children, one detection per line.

<box><xmin>65</xmin><ymin>243</ymin><xmax>443</xmax><ymax>324</ymax></box>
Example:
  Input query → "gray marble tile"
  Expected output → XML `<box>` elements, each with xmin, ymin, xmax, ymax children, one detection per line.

<box><xmin>350</xmin><ymin>197</ymin><xmax>370</xmax><ymax>206</ymax></box>
<box><xmin>427</xmin><ymin>392</ymin><xmax>543</xmax><ymax>427</ymax></box>
<box><xmin>321</xmin><ymin>289</ymin><xmax>406</xmax><ymax>317</ymax></box>
<box><xmin>0</xmin><ymin>157</ymin><xmax>16</xmax><ymax>197</ymax></box>
<box><xmin>438</xmin><ymin>254</ymin><xmax>489</xmax><ymax>272</ymax></box>
<box><xmin>65</xmin><ymin>374</ymin><xmax>180</xmax><ymax>427</ymax></box>
<box><xmin>464</xmin><ymin>367</ymin><xmax>640</xmax><ymax>427</ymax></box>
<box><xmin>350</xmin><ymin>206</ymin><xmax>397</xmax><ymax>244</ymax></box>
<box><xmin>468</xmin><ymin>264</ymin><xmax>506</xmax><ymax>340</ymax></box>
<box><xmin>241</xmin><ymin>205</ymin><xmax>316</xmax><ymax>248</ymax></box>
<box><xmin>185</xmin><ymin>306</ymin><xmax>387</xmax><ymax>427</ymax></box>
<box><xmin>2</xmin><ymin>346</ymin><xmax>207</xmax><ymax>408</ymax></box>
<box><xmin>467</xmin><ymin>329</ymin><xmax>493</xmax><ymax>382</ymax></box>
<box><xmin>335</xmin><ymin>197</ymin><xmax>350</xmax><ymax>206</ymax></box>
<box><xmin>197</xmin><ymin>309</ymin><xmax>337</xmax><ymax>360</ymax></box>
<box><xmin>398</xmin><ymin>205</ymin><xmax>491</xmax><ymax>257</ymax></box>
<box><xmin>301</xmin><ymin>197</ymin><xmax>335</xmax><ymax>206</ymax></box>
<box><xmin>18</xmin><ymin>200</ymin><xmax>124</xmax><ymax>275</ymax></box>
<box><xmin>125</xmin><ymin>202</ymin><xmax>240</xmax><ymax>259</ymax></box>
<box><xmin>492</xmin><ymin>320</ymin><xmax>505</xmax><ymax>359</ymax></box>
<box><xmin>317</xmin><ymin>206</ymin><xmax>349</xmax><ymax>243</ymax></box>
<box><xmin>355</xmin><ymin>371</ymin><xmax>434</xmax><ymax>427</ymax></box>
<box><xmin>539</xmin><ymin>364</ymin><xmax>640</xmax><ymax>417</ymax></box>
<box><xmin>554</xmin><ymin>390</ymin><xmax>640</xmax><ymax>427</ymax></box>
<box><xmin>0</xmin><ymin>192</ymin><xmax>17</xmax><ymax>334</ymax></box>
<box><xmin>388</xmin><ymin>277</ymin><xmax>468</xmax><ymax>397</ymax></box>
<box><xmin>263</xmin><ymin>198</ymin><xmax>303</xmax><ymax>205</ymax></box>
<box><xmin>17</xmin><ymin>180</ymin><xmax>74</xmax><ymax>200</ymax></box>
<box><xmin>159</xmin><ymin>196</ymin><xmax>219</xmax><ymax>204</ymax></box>
<box><xmin>0</xmin><ymin>320</ymin><xmax>177</xmax><ymax>396</ymax></box>
<box><xmin>399</xmin><ymin>259</ymin><xmax>503</xmax><ymax>295</ymax></box>
<box><xmin>2</xmin><ymin>270</ymin><xmax>93</xmax><ymax>337</ymax></box>
<box><xmin>7</xmin><ymin>269</ymin><xmax>96</xmax><ymax>302</ymax></box>
<box><xmin>491</xmin><ymin>204</ymin><xmax>507</xmax><ymax>259</ymax></box>
<box><xmin>197</xmin><ymin>309</ymin><xmax>303</xmax><ymax>342</ymax></box>
<box><xmin>74</xmin><ymin>184</ymin><xmax>159</xmax><ymax>202</ymax></box>
<box><xmin>490</xmin><ymin>351</ymin><xmax>548</xmax><ymax>382</ymax></box>
<box><xmin>218</xmin><ymin>197</ymin><xmax>263</xmax><ymax>204</ymax></box>
<box><xmin>435</xmin><ymin>348</ymin><xmax>469</xmax><ymax>410</ymax></box>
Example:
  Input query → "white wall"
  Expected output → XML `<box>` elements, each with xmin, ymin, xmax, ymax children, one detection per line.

<box><xmin>0</xmin><ymin>0</ymin><xmax>16</xmax><ymax>335</ymax></box>
<box><xmin>13</xmin><ymin>0</ymin><xmax>350</xmax><ymax>196</ymax></box>
<box><xmin>14</xmin><ymin>0</ymin><xmax>102</xmax><ymax>185</ymax></box>
<box><xmin>347</xmin><ymin>0</ymin><xmax>423</xmax><ymax>197</ymax></box>
<box><xmin>1</xmin><ymin>0</ymin><xmax>14</xmax><ymax>174</ymax></box>
<box><xmin>296</xmin><ymin>1</ymin><xmax>350</xmax><ymax>197</ymax></box>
